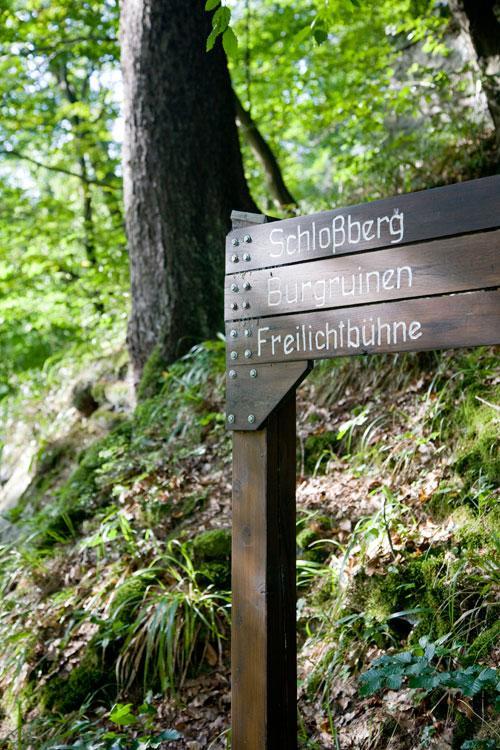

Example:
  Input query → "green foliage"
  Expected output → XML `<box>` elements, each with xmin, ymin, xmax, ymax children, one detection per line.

<box><xmin>19</xmin><ymin>699</ymin><xmax>182</xmax><ymax>748</ymax></box>
<box><xmin>116</xmin><ymin>541</ymin><xmax>230</xmax><ymax>696</ymax></box>
<box><xmin>227</xmin><ymin>0</ymin><xmax>494</xmax><ymax>213</ymax></box>
<box><xmin>359</xmin><ymin>636</ymin><xmax>499</xmax><ymax>701</ymax></box>
<box><xmin>41</xmin><ymin>644</ymin><xmax>108</xmax><ymax>714</ymax></box>
<box><xmin>455</xmin><ymin>393</ymin><xmax>500</xmax><ymax>487</ymax></box>
<box><xmin>136</xmin><ymin>345</ymin><xmax>168</xmax><ymax>402</ymax></box>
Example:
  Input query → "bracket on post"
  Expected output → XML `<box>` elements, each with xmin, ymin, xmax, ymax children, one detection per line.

<box><xmin>225</xmin><ymin>360</ymin><xmax>312</xmax><ymax>430</ymax></box>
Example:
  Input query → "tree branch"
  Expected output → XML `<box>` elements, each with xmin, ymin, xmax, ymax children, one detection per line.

<box><xmin>0</xmin><ymin>148</ymin><xmax>116</xmax><ymax>189</ymax></box>
<box><xmin>234</xmin><ymin>92</ymin><xmax>297</xmax><ymax>211</ymax></box>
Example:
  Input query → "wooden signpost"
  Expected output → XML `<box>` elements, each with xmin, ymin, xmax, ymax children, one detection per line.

<box><xmin>225</xmin><ymin>175</ymin><xmax>500</xmax><ymax>748</ymax></box>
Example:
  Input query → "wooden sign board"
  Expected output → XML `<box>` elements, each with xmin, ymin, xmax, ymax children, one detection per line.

<box><xmin>226</xmin><ymin>176</ymin><xmax>500</xmax><ymax>750</ymax></box>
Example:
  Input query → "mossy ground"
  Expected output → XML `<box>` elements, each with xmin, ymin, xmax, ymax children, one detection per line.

<box><xmin>0</xmin><ymin>343</ymin><xmax>497</xmax><ymax>748</ymax></box>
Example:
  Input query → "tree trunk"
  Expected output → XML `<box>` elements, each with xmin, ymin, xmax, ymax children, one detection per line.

<box><xmin>450</xmin><ymin>1</ymin><xmax>500</xmax><ymax>150</ymax></box>
<box><xmin>120</xmin><ymin>0</ymin><xmax>256</xmax><ymax>382</ymax></box>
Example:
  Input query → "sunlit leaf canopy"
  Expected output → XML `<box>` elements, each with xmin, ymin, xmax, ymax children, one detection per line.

<box><xmin>0</xmin><ymin>0</ymin><xmax>493</xmax><ymax>398</ymax></box>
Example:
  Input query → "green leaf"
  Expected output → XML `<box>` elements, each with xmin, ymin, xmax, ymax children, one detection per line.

<box><xmin>313</xmin><ymin>28</ymin><xmax>328</xmax><ymax>45</ymax></box>
<box><xmin>222</xmin><ymin>27</ymin><xmax>238</xmax><ymax>57</ymax></box>
<box><xmin>109</xmin><ymin>703</ymin><xmax>138</xmax><ymax>727</ymax></box>
<box><xmin>213</xmin><ymin>6</ymin><xmax>231</xmax><ymax>33</ymax></box>
<box><xmin>205</xmin><ymin>0</ymin><xmax>220</xmax><ymax>10</ymax></box>
<box><xmin>206</xmin><ymin>28</ymin><xmax>218</xmax><ymax>52</ymax></box>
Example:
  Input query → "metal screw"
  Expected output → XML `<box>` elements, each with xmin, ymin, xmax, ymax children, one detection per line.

<box><xmin>250</xmin><ymin>368</ymin><xmax>257</xmax><ymax>378</ymax></box>
<box><xmin>244</xmin><ymin>329</ymin><xmax>252</xmax><ymax>337</ymax></box>
<box><xmin>244</xmin><ymin>235</ymin><xmax>252</xmax><ymax>243</ymax></box>
<box><xmin>244</xmin><ymin>349</ymin><xmax>252</xmax><ymax>359</ymax></box>
<box><xmin>230</xmin><ymin>351</ymin><xmax>238</xmax><ymax>360</ymax></box>
<box><xmin>227</xmin><ymin>414</ymin><xmax>235</xmax><ymax>424</ymax></box>
<box><xmin>228</xmin><ymin>369</ymin><xmax>237</xmax><ymax>378</ymax></box>
<box><xmin>242</xmin><ymin>301</ymin><xmax>250</xmax><ymax>310</ymax></box>
<box><xmin>231</xmin><ymin>302</ymin><xmax>238</xmax><ymax>311</ymax></box>
<box><xmin>232</xmin><ymin>238</ymin><xmax>239</xmax><ymax>247</ymax></box>
<box><xmin>231</xmin><ymin>254</ymin><xmax>239</xmax><ymax>263</ymax></box>
<box><xmin>248</xmin><ymin>414</ymin><xmax>255</xmax><ymax>424</ymax></box>
<box><xmin>243</xmin><ymin>281</ymin><xmax>251</xmax><ymax>291</ymax></box>
<box><xmin>243</xmin><ymin>253</ymin><xmax>251</xmax><ymax>262</ymax></box>
<box><xmin>231</xmin><ymin>283</ymin><xmax>239</xmax><ymax>293</ymax></box>
<box><xmin>230</xmin><ymin>329</ymin><xmax>238</xmax><ymax>338</ymax></box>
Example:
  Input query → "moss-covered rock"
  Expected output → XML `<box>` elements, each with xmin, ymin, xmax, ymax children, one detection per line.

<box><xmin>455</xmin><ymin>395</ymin><xmax>500</xmax><ymax>487</ymax></box>
<box><xmin>303</xmin><ymin>431</ymin><xmax>338</xmax><ymax>474</ymax></box>
<box><xmin>192</xmin><ymin>529</ymin><xmax>231</xmax><ymax>589</ymax></box>
<box><xmin>137</xmin><ymin>344</ymin><xmax>168</xmax><ymax>402</ymax></box>
<box><xmin>110</xmin><ymin>576</ymin><xmax>149</xmax><ymax>624</ymax></box>
<box><xmin>40</xmin><ymin>642</ymin><xmax>109</xmax><ymax>714</ymax></box>
<box><xmin>296</xmin><ymin>527</ymin><xmax>330</xmax><ymax>564</ymax></box>
<box><xmin>192</xmin><ymin>529</ymin><xmax>231</xmax><ymax>561</ymax></box>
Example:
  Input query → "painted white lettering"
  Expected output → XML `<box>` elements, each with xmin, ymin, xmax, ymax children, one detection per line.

<box><xmin>271</xmin><ymin>333</ymin><xmax>282</xmax><ymax>355</ymax></box>
<box><xmin>409</xmin><ymin>321</ymin><xmax>422</xmax><ymax>340</ymax></box>
<box><xmin>332</xmin><ymin>216</ymin><xmax>345</xmax><ymax>253</ymax></box>
<box><xmin>269</xmin><ymin>228</ymin><xmax>284</xmax><ymax>258</ymax></box>
<box><xmin>286</xmin><ymin>233</ymin><xmax>297</xmax><ymax>255</ymax></box>
<box><xmin>396</xmin><ymin>266</ymin><xmax>412</xmax><ymax>289</ymax></box>
<box><xmin>389</xmin><ymin>211</ymin><xmax>404</xmax><ymax>244</ymax></box>
<box><xmin>315</xmin><ymin>330</ymin><xmax>326</xmax><ymax>350</ymax></box>
<box><xmin>319</xmin><ymin>226</ymin><xmax>331</xmax><ymax>250</ymax></box>
<box><xmin>283</xmin><ymin>334</ymin><xmax>295</xmax><ymax>355</ymax></box>
<box><xmin>257</xmin><ymin>327</ymin><xmax>270</xmax><ymax>356</ymax></box>
<box><xmin>362</xmin><ymin>219</ymin><xmax>375</xmax><ymax>241</ymax></box>
<box><xmin>348</xmin><ymin>214</ymin><xmax>361</xmax><ymax>244</ymax></box>
<box><xmin>382</xmin><ymin>269</ymin><xmax>395</xmax><ymax>290</ymax></box>
<box><xmin>267</xmin><ymin>277</ymin><xmax>282</xmax><ymax>306</ymax></box>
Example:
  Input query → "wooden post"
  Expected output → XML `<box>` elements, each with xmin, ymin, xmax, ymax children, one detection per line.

<box><xmin>231</xmin><ymin>390</ymin><xmax>297</xmax><ymax>749</ymax></box>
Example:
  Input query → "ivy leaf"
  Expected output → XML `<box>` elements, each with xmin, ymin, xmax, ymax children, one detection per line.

<box><xmin>222</xmin><ymin>27</ymin><xmax>238</xmax><ymax>57</ymax></box>
<box><xmin>205</xmin><ymin>0</ymin><xmax>220</xmax><ymax>10</ymax></box>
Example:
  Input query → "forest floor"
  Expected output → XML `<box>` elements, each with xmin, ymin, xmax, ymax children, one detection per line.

<box><xmin>0</xmin><ymin>341</ymin><xmax>498</xmax><ymax>749</ymax></box>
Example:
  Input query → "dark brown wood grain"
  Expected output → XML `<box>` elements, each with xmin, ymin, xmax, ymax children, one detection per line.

<box><xmin>225</xmin><ymin>229</ymin><xmax>500</xmax><ymax>321</ymax></box>
<box><xmin>232</xmin><ymin>393</ymin><xmax>298</xmax><ymax>749</ymax></box>
<box><xmin>226</xmin><ymin>175</ymin><xmax>500</xmax><ymax>272</ymax></box>
<box><xmin>226</xmin><ymin>289</ymin><xmax>500</xmax><ymax>365</ymax></box>
<box><xmin>226</xmin><ymin>360</ymin><xmax>311</xmax><ymax>430</ymax></box>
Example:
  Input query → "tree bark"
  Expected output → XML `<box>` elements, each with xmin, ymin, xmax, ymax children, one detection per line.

<box><xmin>450</xmin><ymin>1</ymin><xmax>500</xmax><ymax>150</ymax></box>
<box><xmin>120</xmin><ymin>0</ymin><xmax>256</xmax><ymax>382</ymax></box>
<box><xmin>234</xmin><ymin>93</ymin><xmax>297</xmax><ymax>211</ymax></box>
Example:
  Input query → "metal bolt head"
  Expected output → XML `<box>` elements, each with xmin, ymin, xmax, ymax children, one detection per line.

<box><xmin>230</xmin><ymin>329</ymin><xmax>238</xmax><ymax>338</ymax></box>
<box><xmin>231</xmin><ymin>283</ymin><xmax>239</xmax><ymax>293</ymax></box>
<box><xmin>243</xmin><ymin>281</ymin><xmax>251</xmax><ymax>291</ymax></box>
<box><xmin>230</xmin><ymin>351</ymin><xmax>238</xmax><ymax>360</ymax></box>
<box><xmin>244</xmin><ymin>328</ymin><xmax>252</xmax><ymax>337</ymax></box>
<box><xmin>227</xmin><ymin>414</ymin><xmax>235</xmax><ymax>424</ymax></box>
<box><xmin>244</xmin><ymin>349</ymin><xmax>252</xmax><ymax>359</ymax></box>
<box><xmin>228</xmin><ymin>369</ymin><xmax>237</xmax><ymax>379</ymax></box>
<box><xmin>232</xmin><ymin>238</ymin><xmax>239</xmax><ymax>247</ymax></box>
<box><xmin>243</xmin><ymin>253</ymin><xmax>251</xmax><ymax>262</ymax></box>
<box><xmin>248</xmin><ymin>414</ymin><xmax>255</xmax><ymax>424</ymax></box>
<box><xmin>231</xmin><ymin>302</ymin><xmax>238</xmax><ymax>311</ymax></box>
<box><xmin>244</xmin><ymin>235</ymin><xmax>252</xmax><ymax>243</ymax></box>
<box><xmin>242</xmin><ymin>301</ymin><xmax>250</xmax><ymax>310</ymax></box>
<box><xmin>250</xmin><ymin>368</ymin><xmax>257</xmax><ymax>378</ymax></box>
<box><xmin>231</xmin><ymin>254</ymin><xmax>239</xmax><ymax>263</ymax></box>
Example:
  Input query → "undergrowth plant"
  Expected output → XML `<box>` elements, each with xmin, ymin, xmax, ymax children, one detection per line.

<box><xmin>116</xmin><ymin>540</ymin><xmax>230</xmax><ymax>696</ymax></box>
